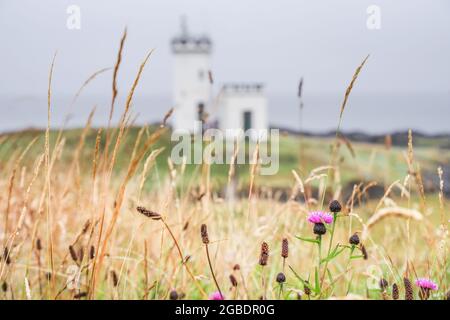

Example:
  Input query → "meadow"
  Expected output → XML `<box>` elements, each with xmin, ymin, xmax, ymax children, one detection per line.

<box><xmin>0</xmin><ymin>37</ymin><xmax>448</xmax><ymax>300</ymax></box>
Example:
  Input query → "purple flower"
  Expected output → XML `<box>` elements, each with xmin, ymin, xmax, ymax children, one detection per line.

<box><xmin>415</xmin><ymin>278</ymin><xmax>438</xmax><ymax>291</ymax></box>
<box><xmin>209</xmin><ymin>291</ymin><xmax>225</xmax><ymax>300</ymax></box>
<box><xmin>307</xmin><ymin>211</ymin><xmax>333</xmax><ymax>224</ymax></box>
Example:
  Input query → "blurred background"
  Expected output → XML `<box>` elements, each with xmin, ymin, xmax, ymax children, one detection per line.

<box><xmin>0</xmin><ymin>0</ymin><xmax>449</xmax><ymax>134</ymax></box>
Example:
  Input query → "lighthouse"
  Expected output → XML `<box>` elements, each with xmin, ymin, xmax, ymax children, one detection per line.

<box><xmin>171</xmin><ymin>18</ymin><xmax>212</xmax><ymax>134</ymax></box>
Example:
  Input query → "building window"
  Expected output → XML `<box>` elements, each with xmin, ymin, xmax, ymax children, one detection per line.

<box><xmin>243</xmin><ymin>111</ymin><xmax>252</xmax><ymax>131</ymax></box>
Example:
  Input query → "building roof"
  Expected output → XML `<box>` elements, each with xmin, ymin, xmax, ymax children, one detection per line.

<box><xmin>171</xmin><ymin>17</ymin><xmax>212</xmax><ymax>54</ymax></box>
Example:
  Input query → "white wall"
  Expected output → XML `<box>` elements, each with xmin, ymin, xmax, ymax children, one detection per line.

<box><xmin>173</xmin><ymin>52</ymin><xmax>211</xmax><ymax>133</ymax></box>
<box><xmin>218</xmin><ymin>90</ymin><xmax>268</xmax><ymax>140</ymax></box>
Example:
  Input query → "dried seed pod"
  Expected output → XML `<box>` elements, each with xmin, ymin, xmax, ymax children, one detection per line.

<box><xmin>200</xmin><ymin>224</ymin><xmax>209</xmax><ymax>244</ymax></box>
<box><xmin>379</xmin><ymin>278</ymin><xmax>389</xmax><ymax>291</ymax></box>
<box><xmin>233</xmin><ymin>264</ymin><xmax>240</xmax><ymax>271</ymax></box>
<box><xmin>3</xmin><ymin>247</ymin><xmax>11</xmax><ymax>265</ymax></box>
<box><xmin>304</xmin><ymin>281</ymin><xmax>311</xmax><ymax>296</ymax></box>
<box><xmin>89</xmin><ymin>245</ymin><xmax>95</xmax><ymax>260</ymax></box>
<box><xmin>360</xmin><ymin>244</ymin><xmax>368</xmax><ymax>260</ymax></box>
<box><xmin>110</xmin><ymin>270</ymin><xmax>118</xmax><ymax>287</ymax></box>
<box><xmin>392</xmin><ymin>283</ymin><xmax>399</xmax><ymax>300</ymax></box>
<box><xmin>229</xmin><ymin>274</ymin><xmax>238</xmax><ymax>287</ymax></box>
<box><xmin>404</xmin><ymin>278</ymin><xmax>414</xmax><ymax>300</ymax></box>
<box><xmin>169</xmin><ymin>290</ymin><xmax>179</xmax><ymax>300</ymax></box>
<box><xmin>259</xmin><ymin>242</ymin><xmax>269</xmax><ymax>266</ymax></box>
<box><xmin>281</xmin><ymin>238</ymin><xmax>288</xmax><ymax>258</ymax></box>
<box><xmin>136</xmin><ymin>206</ymin><xmax>161</xmax><ymax>220</ymax></box>
<box><xmin>69</xmin><ymin>245</ymin><xmax>78</xmax><ymax>262</ymax></box>
<box><xmin>1</xmin><ymin>282</ymin><xmax>7</xmax><ymax>292</ymax></box>
<box><xmin>74</xmin><ymin>292</ymin><xmax>87</xmax><ymax>299</ymax></box>
<box><xmin>36</xmin><ymin>238</ymin><xmax>42</xmax><ymax>251</ymax></box>
<box><xmin>78</xmin><ymin>247</ymin><xmax>84</xmax><ymax>262</ymax></box>
<box><xmin>81</xmin><ymin>219</ymin><xmax>91</xmax><ymax>234</ymax></box>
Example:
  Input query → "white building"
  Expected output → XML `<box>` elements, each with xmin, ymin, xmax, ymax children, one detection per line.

<box><xmin>171</xmin><ymin>21</ymin><xmax>268</xmax><ymax>139</ymax></box>
<box><xmin>218</xmin><ymin>83</ymin><xmax>268</xmax><ymax>140</ymax></box>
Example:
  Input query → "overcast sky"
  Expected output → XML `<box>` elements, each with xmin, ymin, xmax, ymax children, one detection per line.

<box><xmin>0</xmin><ymin>0</ymin><xmax>449</xmax><ymax>132</ymax></box>
<box><xmin>1</xmin><ymin>0</ymin><xmax>449</xmax><ymax>95</ymax></box>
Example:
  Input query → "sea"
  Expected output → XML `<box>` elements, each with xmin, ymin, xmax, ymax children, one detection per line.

<box><xmin>0</xmin><ymin>92</ymin><xmax>449</xmax><ymax>135</ymax></box>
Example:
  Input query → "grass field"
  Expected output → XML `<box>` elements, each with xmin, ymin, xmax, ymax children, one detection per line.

<box><xmin>0</xmin><ymin>39</ymin><xmax>448</xmax><ymax>300</ymax></box>
<box><xmin>0</xmin><ymin>124</ymin><xmax>448</xmax><ymax>300</ymax></box>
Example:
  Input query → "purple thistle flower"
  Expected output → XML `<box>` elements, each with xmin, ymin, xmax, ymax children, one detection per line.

<box><xmin>307</xmin><ymin>211</ymin><xmax>333</xmax><ymax>225</ymax></box>
<box><xmin>415</xmin><ymin>278</ymin><xmax>438</xmax><ymax>291</ymax></box>
<box><xmin>209</xmin><ymin>291</ymin><xmax>225</xmax><ymax>300</ymax></box>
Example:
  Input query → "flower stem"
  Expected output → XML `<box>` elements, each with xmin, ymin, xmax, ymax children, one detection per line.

<box><xmin>205</xmin><ymin>244</ymin><xmax>223</xmax><ymax>298</ymax></box>
<box><xmin>317</xmin><ymin>235</ymin><xmax>322</xmax><ymax>293</ymax></box>
<box><xmin>320</xmin><ymin>213</ymin><xmax>337</xmax><ymax>289</ymax></box>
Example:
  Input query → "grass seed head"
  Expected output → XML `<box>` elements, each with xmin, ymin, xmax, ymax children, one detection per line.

<box><xmin>68</xmin><ymin>245</ymin><xmax>78</xmax><ymax>262</ymax></box>
<box><xmin>201</xmin><ymin>224</ymin><xmax>209</xmax><ymax>244</ymax></box>
<box><xmin>404</xmin><ymin>278</ymin><xmax>414</xmax><ymax>300</ymax></box>
<box><xmin>281</xmin><ymin>238</ymin><xmax>289</xmax><ymax>258</ymax></box>
<box><xmin>392</xmin><ymin>283</ymin><xmax>399</xmax><ymax>300</ymax></box>
<box><xmin>136</xmin><ymin>206</ymin><xmax>161</xmax><ymax>220</ymax></box>
<box><xmin>36</xmin><ymin>238</ymin><xmax>42</xmax><ymax>251</ymax></box>
<box><xmin>229</xmin><ymin>274</ymin><xmax>238</xmax><ymax>287</ymax></box>
<box><xmin>379</xmin><ymin>278</ymin><xmax>389</xmax><ymax>291</ymax></box>
<box><xmin>259</xmin><ymin>242</ymin><xmax>269</xmax><ymax>266</ymax></box>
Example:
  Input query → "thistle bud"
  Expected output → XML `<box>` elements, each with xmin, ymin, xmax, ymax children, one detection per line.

<box><xmin>276</xmin><ymin>272</ymin><xmax>286</xmax><ymax>283</ymax></box>
<box><xmin>329</xmin><ymin>200</ymin><xmax>342</xmax><ymax>213</ymax></box>
<box><xmin>313</xmin><ymin>223</ymin><xmax>326</xmax><ymax>235</ymax></box>
<box><xmin>349</xmin><ymin>233</ymin><xmax>360</xmax><ymax>245</ymax></box>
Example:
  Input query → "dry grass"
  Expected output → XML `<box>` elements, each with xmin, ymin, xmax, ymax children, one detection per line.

<box><xmin>0</xmin><ymin>37</ymin><xmax>447</xmax><ymax>301</ymax></box>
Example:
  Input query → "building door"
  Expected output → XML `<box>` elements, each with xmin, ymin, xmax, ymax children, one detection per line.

<box><xmin>243</xmin><ymin>111</ymin><xmax>252</xmax><ymax>131</ymax></box>
<box><xmin>197</xmin><ymin>102</ymin><xmax>205</xmax><ymax>134</ymax></box>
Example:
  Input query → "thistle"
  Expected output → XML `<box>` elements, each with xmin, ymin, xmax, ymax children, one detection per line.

<box><xmin>307</xmin><ymin>211</ymin><xmax>333</xmax><ymax>236</ymax></box>
<box><xmin>415</xmin><ymin>278</ymin><xmax>437</xmax><ymax>300</ymax></box>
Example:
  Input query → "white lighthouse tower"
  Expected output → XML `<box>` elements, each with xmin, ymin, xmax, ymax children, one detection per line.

<box><xmin>171</xmin><ymin>19</ymin><xmax>212</xmax><ymax>134</ymax></box>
